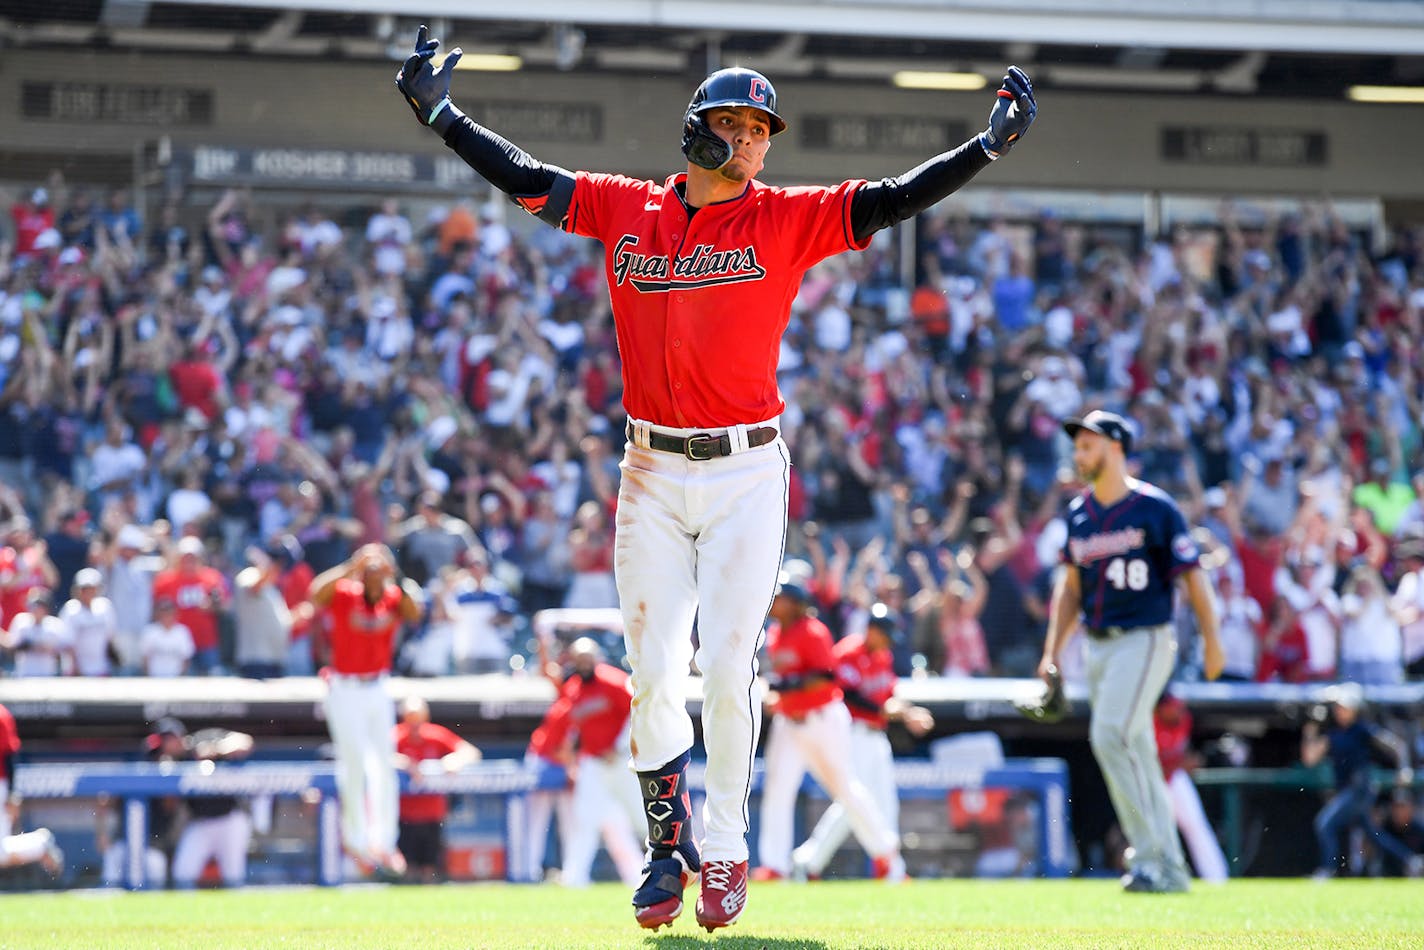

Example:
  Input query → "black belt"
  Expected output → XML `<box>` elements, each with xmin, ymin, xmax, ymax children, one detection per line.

<box><xmin>626</xmin><ymin>421</ymin><xmax>778</xmax><ymax>461</ymax></box>
<box><xmin>1085</xmin><ymin>624</ymin><xmax>1154</xmax><ymax>641</ymax></box>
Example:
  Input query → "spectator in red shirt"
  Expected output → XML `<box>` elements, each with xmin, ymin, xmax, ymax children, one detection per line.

<box><xmin>392</xmin><ymin>696</ymin><xmax>481</xmax><ymax>883</ymax></box>
<box><xmin>9</xmin><ymin>189</ymin><xmax>55</xmax><ymax>260</ymax></box>
<box><xmin>0</xmin><ymin>520</ymin><xmax>59</xmax><ymax>630</ymax></box>
<box><xmin>167</xmin><ymin>341</ymin><xmax>227</xmax><ymax>422</ymax></box>
<box><xmin>1257</xmin><ymin>597</ymin><xmax>1311</xmax><ymax>684</ymax></box>
<box><xmin>266</xmin><ymin>537</ymin><xmax>316</xmax><ymax>676</ymax></box>
<box><xmin>151</xmin><ymin>536</ymin><xmax>229</xmax><ymax>675</ymax></box>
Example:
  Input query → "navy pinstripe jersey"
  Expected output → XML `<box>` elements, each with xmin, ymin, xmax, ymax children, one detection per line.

<box><xmin>1061</xmin><ymin>480</ymin><xmax>1200</xmax><ymax>630</ymax></box>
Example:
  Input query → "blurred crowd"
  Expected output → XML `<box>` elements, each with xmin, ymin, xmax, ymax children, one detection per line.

<box><xmin>1</xmin><ymin>175</ymin><xmax>1423</xmax><ymax>685</ymax></box>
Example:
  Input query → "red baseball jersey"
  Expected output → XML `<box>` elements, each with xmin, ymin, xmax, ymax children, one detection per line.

<box><xmin>0</xmin><ymin>703</ymin><xmax>19</xmax><ymax>783</ymax></box>
<box><xmin>1153</xmin><ymin>695</ymin><xmax>1192</xmax><ymax>779</ymax></box>
<box><xmin>527</xmin><ymin>702</ymin><xmax>572</xmax><ymax>760</ymax></box>
<box><xmin>564</xmin><ymin>172</ymin><xmax>870</xmax><ymax>427</ymax></box>
<box><xmin>552</xmin><ymin>663</ymin><xmax>631</xmax><ymax>760</ymax></box>
<box><xmin>832</xmin><ymin>632</ymin><xmax>897</xmax><ymax>730</ymax></box>
<box><xmin>152</xmin><ymin>567</ymin><xmax>227</xmax><ymax>651</ymax></box>
<box><xmin>326</xmin><ymin>579</ymin><xmax>403</xmax><ymax>676</ymax></box>
<box><xmin>765</xmin><ymin>615</ymin><xmax>842</xmax><ymax>719</ymax></box>
<box><xmin>394</xmin><ymin>721</ymin><xmax>465</xmax><ymax>823</ymax></box>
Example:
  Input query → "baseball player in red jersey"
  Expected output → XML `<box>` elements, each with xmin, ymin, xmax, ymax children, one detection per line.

<box><xmin>393</xmin><ymin>696</ymin><xmax>482</xmax><ymax>883</ymax></box>
<box><xmin>0</xmin><ymin>703</ymin><xmax>64</xmax><ymax>877</ymax></box>
<box><xmin>792</xmin><ymin>604</ymin><xmax>934</xmax><ymax>879</ymax></box>
<box><xmin>1152</xmin><ymin>694</ymin><xmax>1228</xmax><ymax>882</ymax></box>
<box><xmin>553</xmin><ymin>638</ymin><xmax>647</xmax><ymax>888</ymax></box>
<box><xmin>518</xmin><ymin>701</ymin><xmax>574</xmax><ymax>883</ymax></box>
<box><xmin>309</xmin><ymin>544</ymin><xmax>422</xmax><ymax>879</ymax></box>
<box><xmin>757</xmin><ymin>575</ymin><xmax>906</xmax><ymax>882</ymax></box>
<box><xmin>397</xmin><ymin>27</ymin><xmax>1035</xmax><ymax>931</ymax></box>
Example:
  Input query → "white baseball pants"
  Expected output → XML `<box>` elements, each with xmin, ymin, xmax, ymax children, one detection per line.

<box><xmin>172</xmin><ymin>810</ymin><xmax>252</xmax><ymax>886</ymax></box>
<box><xmin>102</xmin><ymin>843</ymin><xmax>168</xmax><ymax>887</ymax></box>
<box><xmin>519</xmin><ymin>754</ymin><xmax>573</xmax><ymax>883</ymax></box>
<box><xmin>560</xmin><ymin>753</ymin><xmax>647</xmax><ymax>887</ymax></box>
<box><xmin>793</xmin><ymin>719</ymin><xmax>899</xmax><ymax>874</ymax></box>
<box><xmin>324</xmin><ymin>674</ymin><xmax>398</xmax><ymax>860</ymax></box>
<box><xmin>758</xmin><ymin>703</ymin><xmax>898</xmax><ymax>876</ymax></box>
<box><xmin>1168</xmin><ymin>768</ymin><xmax>1229</xmax><ymax>882</ymax></box>
<box><xmin>615</xmin><ymin>433</ymin><xmax>790</xmax><ymax>863</ymax></box>
<box><xmin>1085</xmin><ymin>624</ymin><xmax>1188</xmax><ymax>882</ymax></box>
<box><xmin>0</xmin><ymin>778</ymin><xmax>51</xmax><ymax>868</ymax></box>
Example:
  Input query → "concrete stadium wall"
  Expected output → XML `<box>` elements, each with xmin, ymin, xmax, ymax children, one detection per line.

<box><xmin>2</xmin><ymin>48</ymin><xmax>1424</xmax><ymax>200</ymax></box>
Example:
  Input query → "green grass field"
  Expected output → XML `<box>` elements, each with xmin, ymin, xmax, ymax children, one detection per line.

<box><xmin>0</xmin><ymin>879</ymin><xmax>1418</xmax><ymax>949</ymax></box>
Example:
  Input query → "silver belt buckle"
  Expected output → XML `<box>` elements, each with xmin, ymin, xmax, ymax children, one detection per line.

<box><xmin>684</xmin><ymin>433</ymin><xmax>716</xmax><ymax>461</ymax></box>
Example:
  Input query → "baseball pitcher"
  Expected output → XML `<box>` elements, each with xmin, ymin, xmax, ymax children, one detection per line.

<box><xmin>396</xmin><ymin>26</ymin><xmax>1035</xmax><ymax>931</ymax></box>
<box><xmin>1039</xmin><ymin>410</ymin><xmax>1224</xmax><ymax>893</ymax></box>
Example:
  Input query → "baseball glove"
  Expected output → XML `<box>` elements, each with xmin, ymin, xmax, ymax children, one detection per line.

<box><xmin>1015</xmin><ymin>664</ymin><xmax>1069</xmax><ymax>724</ymax></box>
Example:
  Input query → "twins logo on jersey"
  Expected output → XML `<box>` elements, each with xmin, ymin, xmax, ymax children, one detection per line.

<box><xmin>1068</xmin><ymin>527</ymin><xmax>1147</xmax><ymax>564</ymax></box>
<box><xmin>611</xmin><ymin>234</ymin><xmax>766</xmax><ymax>292</ymax></box>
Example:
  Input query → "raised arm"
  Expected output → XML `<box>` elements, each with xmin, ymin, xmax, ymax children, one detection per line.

<box><xmin>848</xmin><ymin>67</ymin><xmax>1036</xmax><ymax>243</ymax></box>
<box><xmin>395</xmin><ymin>26</ymin><xmax>574</xmax><ymax>228</ymax></box>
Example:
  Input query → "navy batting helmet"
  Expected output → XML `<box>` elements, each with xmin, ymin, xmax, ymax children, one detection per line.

<box><xmin>682</xmin><ymin>67</ymin><xmax>787</xmax><ymax>170</ymax></box>
<box><xmin>865</xmin><ymin>602</ymin><xmax>901</xmax><ymax>634</ymax></box>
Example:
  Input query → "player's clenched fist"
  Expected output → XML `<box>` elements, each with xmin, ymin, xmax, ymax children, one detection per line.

<box><xmin>395</xmin><ymin>24</ymin><xmax>463</xmax><ymax>129</ymax></box>
<box><xmin>979</xmin><ymin>65</ymin><xmax>1037</xmax><ymax>159</ymax></box>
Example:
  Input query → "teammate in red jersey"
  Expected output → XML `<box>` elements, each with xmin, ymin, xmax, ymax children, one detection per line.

<box><xmin>552</xmin><ymin>638</ymin><xmax>646</xmax><ymax>888</ymax></box>
<box><xmin>756</xmin><ymin>575</ymin><xmax>906</xmax><ymax>883</ymax></box>
<box><xmin>792</xmin><ymin>604</ymin><xmax>933</xmax><ymax>879</ymax></box>
<box><xmin>1153</xmin><ymin>694</ymin><xmax>1229</xmax><ymax>883</ymax></box>
<box><xmin>393</xmin><ymin>696</ymin><xmax>482</xmax><ymax>883</ymax></box>
<box><xmin>397</xmin><ymin>25</ymin><xmax>1034</xmax><ymax>931</ymax></box>
<box><xmin>518</xmin><ymin>701</ymin><xmax>574</xmax><ymax>884</ymax></box>
<box><xmin>310</xmin><ymin>543</ymin><xmax>421</xmax><ymax>880</ymax></box>
<box><xmin>0</xmin><ymin>703</ymin><xmax>64</xmax><ymax>878</ymax></box>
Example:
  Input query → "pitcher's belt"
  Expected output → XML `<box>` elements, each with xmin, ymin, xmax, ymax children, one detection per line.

<box><xmin>1084</xmin><ymin>622</ymin><xmax>1170</xmax><ymax>641</ymax></box>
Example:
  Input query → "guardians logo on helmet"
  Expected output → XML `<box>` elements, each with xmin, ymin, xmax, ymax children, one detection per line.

<box><xmin>681</xmin><ymin>67</ymin><xmax>787</xmax><ymax>170</ymax></box>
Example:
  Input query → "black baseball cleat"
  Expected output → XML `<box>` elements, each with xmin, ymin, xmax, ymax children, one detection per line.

<box><xmin>632</xmin><ymin>847</ymin><xmax>698</xmax><ymax>931</ymax></box>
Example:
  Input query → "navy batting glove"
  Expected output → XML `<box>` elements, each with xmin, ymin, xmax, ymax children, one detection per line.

<box><xmin>979</xmin><ymin>66</ymin><xmax>1036</xmax><ymax>159</ymax></box>
<box><xmin>395</xmin><ymin>25</ymin><xmax>464</xmax><ymax>133</ymax></box>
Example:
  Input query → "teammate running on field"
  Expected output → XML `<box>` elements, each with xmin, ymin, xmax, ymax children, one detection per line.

<box><xmin>396</xmin><ymin>25</ymin><xmax>1035</xmax><ymax>931</ymax></box>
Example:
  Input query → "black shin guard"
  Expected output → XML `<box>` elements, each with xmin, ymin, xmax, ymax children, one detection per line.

<box><xmin>637</xmin><ymin>749</ymin><xmax>697</xmax><ymax>862</ymax></box>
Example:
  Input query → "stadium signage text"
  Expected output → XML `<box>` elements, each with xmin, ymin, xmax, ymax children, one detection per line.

<box><xmin>22</xmin><ymin>82</ymin><xmax>213</xmax><ymax>126</ymax></box>
<box><xmin>799</xmin><ymin>115</ymin><xmax>970</xmax><ymax>154</ymax></box>
<box><xmin>186</xmin><ymin>146</ymin><xmax>479</xmax><ymax>192</ymax></box>
<box><xmin>1161</xmin><ymin>126</ymin><xmax>1328</xmax><ymax>167</ymax></box>
<box><xmin>468</xmin><ymin>102</ymin><xmax>602</xmax><ymax>143</ymax></box>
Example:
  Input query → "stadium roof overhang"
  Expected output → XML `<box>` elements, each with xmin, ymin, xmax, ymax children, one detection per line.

<box><xmin>4</xmin><ymin>0</ymin><xmax>1424</xmax><ymax>98</ymax></box>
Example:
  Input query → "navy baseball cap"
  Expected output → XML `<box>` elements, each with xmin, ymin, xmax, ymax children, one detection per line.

<box><xmin>1063</xmin><ymin>410</ymin><xmax>1134</xmax><ymax>455</ymax></box>
<box><xmin>774</xmin><ymin>570</ymin><xmax>812</xmax><ymax>604</ymax></box>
